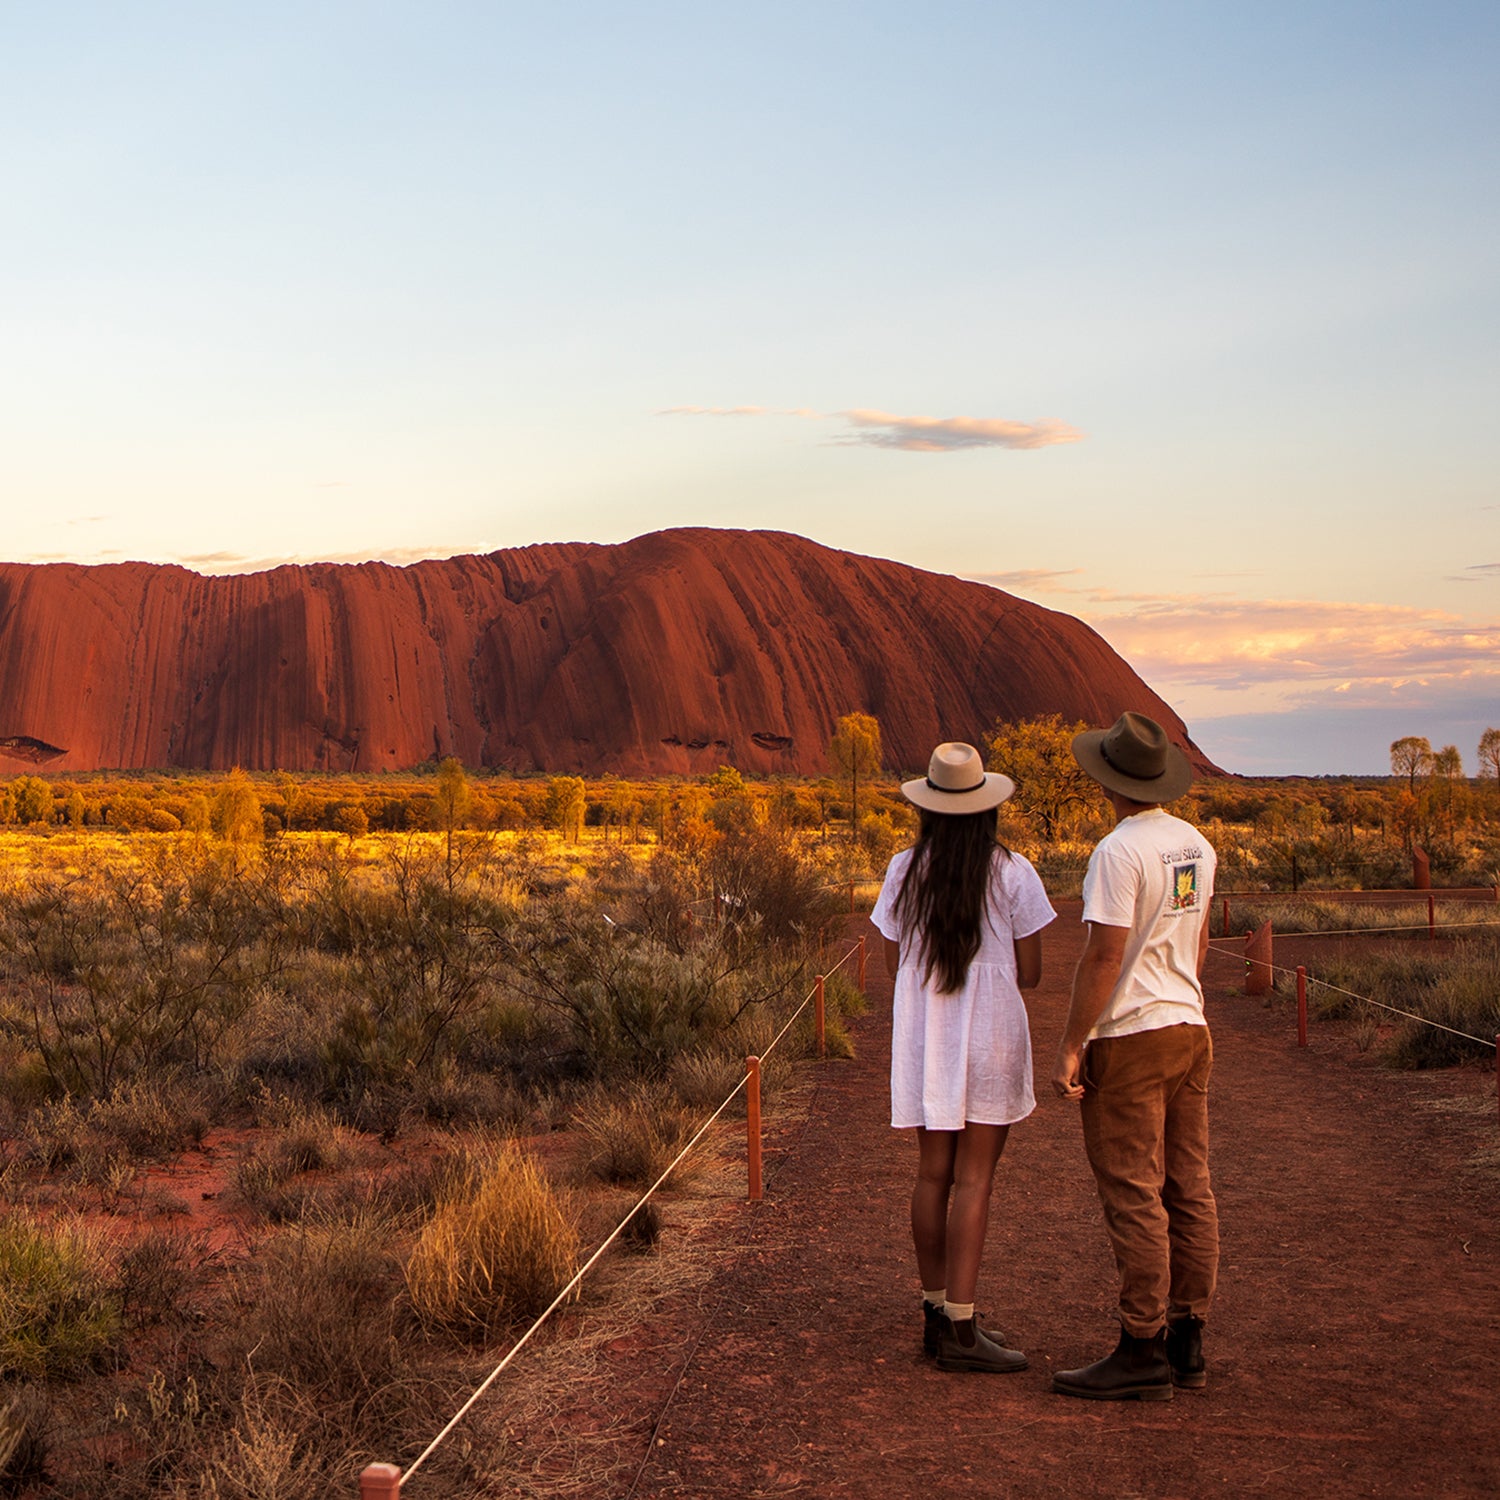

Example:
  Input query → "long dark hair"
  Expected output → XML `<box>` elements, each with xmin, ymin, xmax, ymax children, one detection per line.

<box><xmin>892</xmin><ymin>807</ymin><xmax>1009</xmax><ymax>994</ymax></box>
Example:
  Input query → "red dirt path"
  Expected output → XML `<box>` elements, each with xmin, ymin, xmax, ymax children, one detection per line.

<box><xmin>617</xmin><ymin>906</ymin><xmax>1500</xmax><ymax>1499</ymax></box>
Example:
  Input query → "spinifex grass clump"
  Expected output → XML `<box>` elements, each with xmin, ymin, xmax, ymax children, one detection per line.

<box><xmin>405</xmin><ymin>1141</ymin><xmax>579</xmax><ymax>1337</ymax></box>
<box><xmin>1311</xmin><ymin>935</ymin><xmax>1500</xmax><ymax>1068</ymax></box>
<box><xmin>0</xmin><ymin>1214</ymin><xmax>121</xmax><ymax>1378</ymax></box>
<box><xmin>572</xmin><ymin>1088</ymin><xmax>705</xmax><ymax>1190</ymax></box>
<box><xmin>1236</xmin><ymin>900</ymin><xmax>1500</xmax><ymax>937</ymax></box>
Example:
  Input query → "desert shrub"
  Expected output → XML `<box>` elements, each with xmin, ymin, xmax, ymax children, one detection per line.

<box><xmin>230</xmin><ymin>1214</ymin><xmax>403</xmax><ymax>1404</ymax></box>
<box><xmin>1385</xmin><ymin>941</ymin><xmax>1500</xmax><ymax>1068</ymax></box>
<box><xmin>235</xmin><ymin>1095</ymin><xmax>356</xmax><ymax>1221</ymax></box>
<box><xmin>115</xmin><ymin>1229</ymin><xmax>200</xmax><ymax>1330</ymax></box>
<box><xmin>0</xmin><ymin>844</ymin><xmax>292</xmax><ymax>1095</ymax></box>
<box><xmin>0</xmin><ymin>1386</ymin><xmax>50</xmax><ymax>1491</ymax></box>
<box><xmin>88</xmin><ymin>1075</ymin><xmax>210</xmax><ymax>1159</ymax></box>
<box><xmin>405</xmin><ymin>1140</ymin><xmax>578</xmax><ymax>1337</ymax></box>
<box><xmin>303</xmin><ymin>840</ymin><xmax>518</xmax><ymax>1092</ymax></box>
<box><xmin>667</xmin><ymin>1046</ymin><xmax>747</xmax><ymax>1110</ymax></box>
<box><xmin>1308</xmin><ymin>938</ymin><xmax>1500</xmax><ymax>1067</ymax></box>
<box><xmin>572</xmin><ymin>1088</ymin><xmax>704</xmax><ymax>1190</ymax></box>
<box><xmin>0</xmin><ymin>1214</ymin><xmax>121</xmax><ymax>1378</ymax></box>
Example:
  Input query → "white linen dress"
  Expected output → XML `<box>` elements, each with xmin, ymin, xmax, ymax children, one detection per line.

<box><xmin>871</xmin><ymin>847</ymin><xmax>1056</xmax><ymax>1130</ymax></box>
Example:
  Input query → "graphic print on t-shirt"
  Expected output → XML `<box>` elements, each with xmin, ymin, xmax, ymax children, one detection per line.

<box><xmin>1170</xmin><ymin>862</ymin><xmax>1200</xmax><ymax>910</ymax></box>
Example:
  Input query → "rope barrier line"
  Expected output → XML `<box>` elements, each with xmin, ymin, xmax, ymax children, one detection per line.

<box><xmin>394</xmin><ymin>936</ymin><xmax>863</xmax><ymax>1491</ymax></box>
<box><xmin>1219</xmin><ymin>919</ymin><xmax>1500</xmax><ymax>940</ymax></box>
<box><xmin>759</xmin><ymin>941</ymin><xmax>859</xmax><ymax>1064</ymax></box>
<box><xmin>1205</xmin><ymin>943</ymin><xmax>1497</xmax><ymax>1050</ymax></box>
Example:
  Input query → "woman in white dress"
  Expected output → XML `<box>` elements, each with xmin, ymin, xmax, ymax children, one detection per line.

<box><xmin>871</xmin><ymin>742</ymin><xmax>1056</xmax><ymax>1372</ymax></box>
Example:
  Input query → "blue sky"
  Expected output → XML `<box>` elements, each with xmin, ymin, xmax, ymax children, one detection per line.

<box><xmin>3</xmin><ymin>2</ymin><xmax>1497</xmax><ymax>774</ymax></box>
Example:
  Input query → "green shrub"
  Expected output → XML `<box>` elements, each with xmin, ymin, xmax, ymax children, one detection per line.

<box><xmin>0</xmin><ymin>1214</ymin><xmax>121</xmax><ymax>1378</ymax></box>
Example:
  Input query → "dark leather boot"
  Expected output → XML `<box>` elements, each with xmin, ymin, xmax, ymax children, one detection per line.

<box><xmin>935</xmin><ymin>1316</ymin><xmax>1028</xmax><ymax>1373</ymax></box>
<box><xmin>1052</xmin><ymin>1326</ymin><xmax>1173</xmax><ymax>1401</ymax></box>
<box><xmin>922</xmin><ymin>1300</ymin><xmax>943</xmax><ymax>1357</ymax></box>
<box><xmin>924</xmin><ymin>1302</ymin><xmax>1012</xmax><ymax>1359</ymax></box>
<box><xmin>1166</xmin><ymin>1314</ymin><xmax>1206</xmax><ymax>1388</ymax></box>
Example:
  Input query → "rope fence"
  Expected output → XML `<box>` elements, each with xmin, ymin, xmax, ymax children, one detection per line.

<box><xmin>1204</xmin><ymin>924</ymin><xmax>1498</xmax><ymax>1137</ymax></box>
<box><xmin>359</xmin><ymin>932</ymin><xmax>867</xmax><ymax>1497</ymax></box>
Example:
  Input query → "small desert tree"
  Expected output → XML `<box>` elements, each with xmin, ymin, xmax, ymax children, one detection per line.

<box><xmin>1389</xmin><ymin>736</ymin><xmax>1433</xmax><ymax>795</ymax></box>
<box><xmin>986</xmin><ymin>714</ymin><xmax>1093</xmax><ymax>840</ymax></box>
<box><xmin>1478</xmin><ymin>728</ymin><xmax>1500</xmax><ymax>785</ymax></box>
<box><xmin>10</xmin><ymin>776</ymin><xmax>51</xmax><ymax>826</ymax></box>
<box><xmin>431</xmin><ymin>756</ymin><xmax>473</xmax><ymax>879</ymax></box>
<box><xmin>211</xmin><ymin>769</ymin><xmax>263</xmax><ymax>844</ymax></box>
<box><xmin>544</xmin><ymin>775</ymin><xmax>587</xmax><ymax>844</ymax></box>
<box><xmin>828</xmin><ymin>713</ymin><xmax>882</xmax><ymax>841</ymax></box>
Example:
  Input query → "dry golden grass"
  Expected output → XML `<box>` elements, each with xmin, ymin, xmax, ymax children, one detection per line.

<box><xmin>405</xmin><ymin>1141</ymin><xmax>580</xmax><ymax>1338</ymax></box>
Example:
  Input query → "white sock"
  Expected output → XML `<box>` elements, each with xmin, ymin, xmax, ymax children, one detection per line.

<box><xmin>923</xmin><ymin>1287</ymin><xmax>946</xmax><ymax>1309</ymax></box>
<box><xmin>944</xmin><ymin>1300</ymin><xmax>975</xmax><ymax>1322</ymax></box>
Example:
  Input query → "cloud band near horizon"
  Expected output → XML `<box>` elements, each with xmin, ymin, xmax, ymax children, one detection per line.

<box><xmin>658</xmin><ymin>405</ymin><xmax>1084</xmax><ymax>451</ymax></box>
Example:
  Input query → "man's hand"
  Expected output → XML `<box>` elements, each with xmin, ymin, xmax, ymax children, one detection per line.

<box><xmin>1053</xmin><ymin>1043</ymin><xmax>1085</xmax><ymax>1101</ymax></box>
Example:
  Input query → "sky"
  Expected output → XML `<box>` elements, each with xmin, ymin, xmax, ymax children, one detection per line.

<box><xmin>2</xmin><ymin>2</ymin><xmax>1497</xmax><ymax>775</ymax></box>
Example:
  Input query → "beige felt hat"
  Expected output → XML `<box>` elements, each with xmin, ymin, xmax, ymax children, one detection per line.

<box><xmin>901</xmin><ymin>742</ymin><xmax>1016</xmax><ymax>814</ymax></box>
<box><xmin>1071</xmin><ymin>712</ymin><xmax>1193</xmax><ymax>803</ymax></box>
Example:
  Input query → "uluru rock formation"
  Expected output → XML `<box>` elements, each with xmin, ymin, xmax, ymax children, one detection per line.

<box><xmin>0</xmin><ymin>528</ymin><xmax>1214</xmax><ymax>777</ymax></box>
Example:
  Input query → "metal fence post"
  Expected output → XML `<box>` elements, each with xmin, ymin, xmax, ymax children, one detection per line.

<box><xmin>858</xmin><ymin>934</ymin><xmax>867</xmax><ymax>993</ymax></box>
<box><xmin>1296</xmin><ymin>966</ymin><xmax>1308</xmax><ymax>1047</ymax></box>
<box><xmin>814</xmin><ymin>975</ymin><xmax>826</xmax><ymax>1058</ymax></box>
<box><xmin>746</xmin><ymin>1056</ymin><xmax>763</xmax><ymax>1201</ymax></box>
<box><xmin>1428</xmin><ymin>893</ymin><xmax>1436</xmax><ymax>940</ymax></box>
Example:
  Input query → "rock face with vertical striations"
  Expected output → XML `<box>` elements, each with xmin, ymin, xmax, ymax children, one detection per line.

<box><xmin>0</xmin><ymin>528</ymin><xmax>1215</xmax><ymax>776</ymax></box>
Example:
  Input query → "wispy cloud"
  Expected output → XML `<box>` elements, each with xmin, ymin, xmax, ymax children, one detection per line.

<box><xmin>836</xmin><ymin>409</ymin><xmax>1085</xmax><ymax>452</ymax></box>
<box><xmin>1451</xmin><ymin>562</ymin><xmax>1500</xmax><ymax>581</ymax></box>
<box><xmin>968</xmin><ymin>568</ymin><xmax>1085</xmax><ymax>590</ymax></box>
<box><xmin>656</xmin><ymin>404</ymin><xmax>768</xmax><ymax>417</ymax></box>
<box><xmin>1079</xmin><ymin>593</ymin><xmax>1500</xmax><ymax>714</ymax></box>
<box><xmin>658</xmin><ymin>404</ymin><xmax>1084</xmax><ymax>451</ymax></box>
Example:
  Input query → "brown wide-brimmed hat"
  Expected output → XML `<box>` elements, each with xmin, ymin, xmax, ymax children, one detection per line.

<box><xmin>901</xmin><ymin>742</ymin><xmax>1015</xmax><ymax>815</ymax></box>
<box><xmin>1071</xmin><ymin>712</ymin><xmax>1194</xmax><ymax>804</ymax></box>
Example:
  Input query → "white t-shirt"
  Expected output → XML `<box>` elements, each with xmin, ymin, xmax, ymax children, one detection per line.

<box><xmin>1081</xmin><ymin>808</ymin><xmax>1216</xmax><ymax>1040</ymax></box>
<box><xmin>872</xmin><ymin>846</ymin><xmax>1056</xmax><ymax>1129</ymax></box>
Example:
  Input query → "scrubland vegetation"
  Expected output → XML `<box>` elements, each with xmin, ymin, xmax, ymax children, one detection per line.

<box><xmin>0</xmin><ymin>716</ymin><xmax>1496</xmax><ymax>1492</ymax></box>
<box><xmin>0</xmin><ymin>770</ymin><xmax>861</xmax><ymax>1495</ymax></box>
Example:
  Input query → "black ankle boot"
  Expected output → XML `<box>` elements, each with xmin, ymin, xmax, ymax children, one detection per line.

<box><xmin>935</xmin><ymin>1316</ymin><xmax>1027</xmax><ymax>1374</ymax></box>
<box><xmin>1166</xmin><ymin>1315</ymin><xmax>1206</xmax><ymax>1388</ymax></box>
<box><xmin>1053</xmin><ymin>1326</ymin><xmax>1173</xmax><ymax>1401</ymax></box>
<box><xmin>922</xmin><ymin>1300</ymin><xmax>943</xmax><ymax>1357</ymax></box>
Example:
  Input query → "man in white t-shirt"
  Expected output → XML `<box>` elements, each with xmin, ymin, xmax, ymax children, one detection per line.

<box><xmin>1050</xmin><ymin>712</ymin><xmax>1218</xmax><ymax>1402</ymax></box>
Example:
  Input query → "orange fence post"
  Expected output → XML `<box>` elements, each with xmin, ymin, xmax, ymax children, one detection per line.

<box><xmin>1245</xmin><ymin>921</ymin><xmax>1273</xmax><ymax>996</ymax></box>
<box><xmin>1428</xmin><ymin>894</ymin><xmax>1436</xmax><ymax>940</ymax></box>
<box><xmin>746</xmin><ymin>1056</ymin><xmax>763</xmax><ymax>1201</ymax></box>
<box><xmin>815</xmin><ymin>975</ymin><xmax>826</xmax><ymax>1058</ymax></box>
<box><xmin>1296</xmin><ymin>966</ymin><xmax>1308</xmax><ymax>1047</ymax></box>
<box><xmin>858</xmin><ymin>934</ymin><xmax>867</xmax><ymax>993</ymax></box>
<box><xmin>360</xmin><ymin>1464</ymin><xmax>401</xmax><ymax>1499</ymax></box>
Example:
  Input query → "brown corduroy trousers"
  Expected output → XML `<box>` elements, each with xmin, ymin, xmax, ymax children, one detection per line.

<box><xmin>1080</xmin><ymin>1022</ymin><xmax>1219</xmax><ymax>1337</ymax></box>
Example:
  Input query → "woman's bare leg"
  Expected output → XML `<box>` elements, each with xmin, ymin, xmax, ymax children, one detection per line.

<box><xmin>943</xmin><ymin>1123</ymin><xmax>1010</xmax><ymax>1304</ymax></box>
<box><xmin>912</xmin><ymin>1128</ymin><xmax>957</xmax><ymax>1290</ymax></box>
